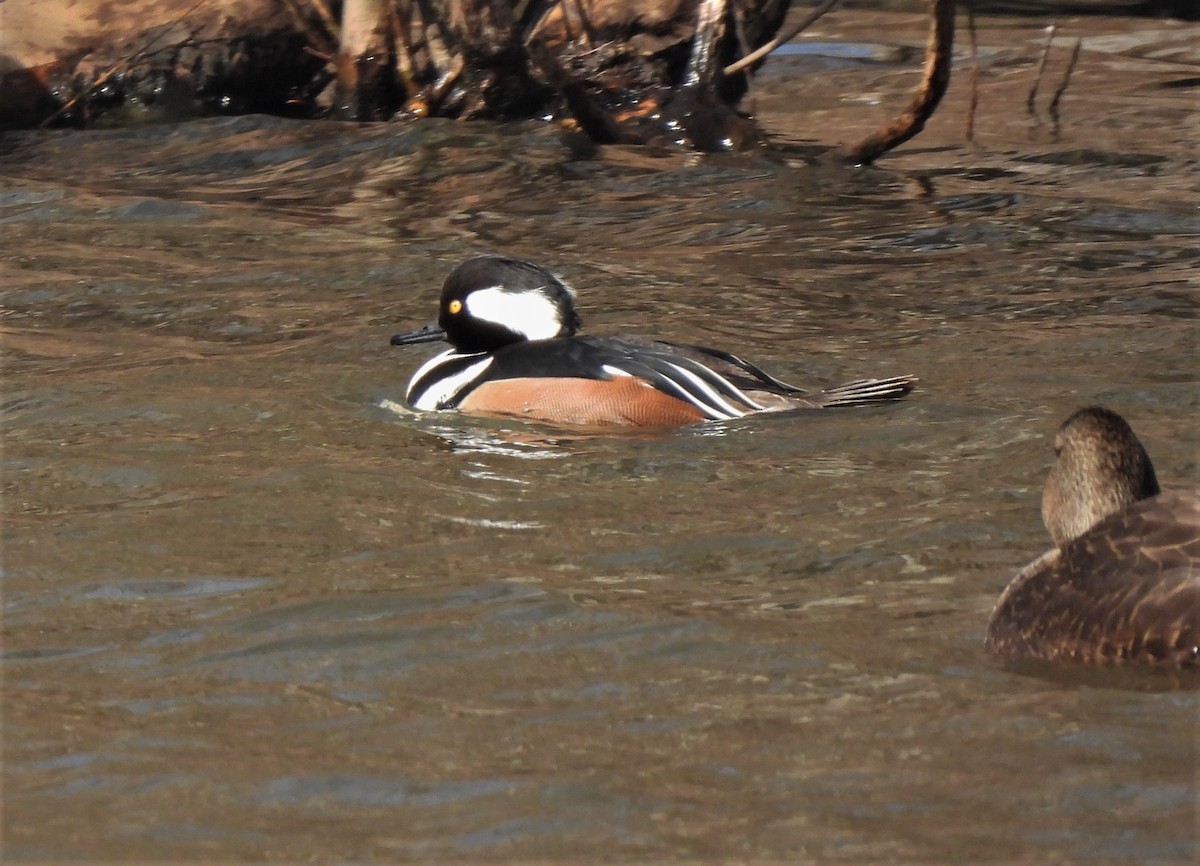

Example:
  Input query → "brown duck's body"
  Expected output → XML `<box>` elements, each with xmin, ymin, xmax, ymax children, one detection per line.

<box><xmin>985</xmin><ymin>407</ymin><xmax>1200</xmax><ymax>668</ymax></box>
<box><xmin>985</xmin><ymin>490</ymin><xmax>1200</xmax><ymax>666</ymax></box>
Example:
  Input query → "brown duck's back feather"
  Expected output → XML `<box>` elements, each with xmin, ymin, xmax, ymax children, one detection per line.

<box><xmin>986</xmin><ymin>490</ymin><xmax>1200</xmax><ymax>667</ymax></box>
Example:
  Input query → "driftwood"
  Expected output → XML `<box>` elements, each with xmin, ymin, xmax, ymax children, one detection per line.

<box><xmin>2</xmin><ymin>0</ymin><xmax>957</xmax><ymax>161</ymax></box>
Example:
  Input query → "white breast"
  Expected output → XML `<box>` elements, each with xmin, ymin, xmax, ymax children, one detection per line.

<box><xmin>406</xmin><ymin>350</ymin><xmax>494</xmax><ymax>411</ymax></box>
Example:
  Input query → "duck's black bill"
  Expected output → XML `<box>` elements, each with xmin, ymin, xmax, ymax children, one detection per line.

<box><xmin>391</xmin><ymin>322</ymin><xmax>446</xmax><ymax>346</ymax></box>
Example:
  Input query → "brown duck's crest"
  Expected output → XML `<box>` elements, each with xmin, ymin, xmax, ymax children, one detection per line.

<box><xmin>986</xmin><ymin>408</ymin><xmax>1199</xmax><ymax>669</ymax></box>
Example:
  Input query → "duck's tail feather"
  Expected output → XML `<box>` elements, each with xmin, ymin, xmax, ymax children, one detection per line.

<box><xmin>813</xmin><ymin>375</ymin><xmax>917</xmax><ymax>408</ymax></box>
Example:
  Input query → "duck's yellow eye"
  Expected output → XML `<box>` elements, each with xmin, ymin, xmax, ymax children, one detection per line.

<box><xmin>447</xmin><ymin>299</ymin><xmax>463</xmax><ymax>314</ymax></box>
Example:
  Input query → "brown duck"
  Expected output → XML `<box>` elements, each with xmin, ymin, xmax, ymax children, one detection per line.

<box><xmin>985</xmin><ymin>406</ymin><xmax>1199</xmax><ymax>667</ymax></box>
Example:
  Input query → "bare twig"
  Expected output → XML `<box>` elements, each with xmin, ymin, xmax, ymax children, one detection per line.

<box><xmin>302</xmin><ymin>44</ymin><xmax>334</xmax><ymax>61</ymax></box>
<box><xmin>308</xmin><ymin>0</ymin><xmax>342</xmax><ymax>40</ymax></box>
<box><xmin>730</xmin><ymin>0</ymin><xmax>753</xmax><ymax>63</ymax></box>
<box><xmin>38</xmin><ymin>0</ymin><xmax>214</xmax><ymax>127</ymax></box>
<box><xmin>568</xmin><ymin>0</ymin><xmax>597</xmax><ymax>46</ymax></box>
<box><xmin>837</xmin><ymin>0</ymin><xmax>955</xmax><ymax>164</ymax></box>
<box><xmin>1047</xmin><ymin>37</ymin><xmax>1082</xmax><ymax>126</ymax></box>
<box><xmin>525</xmin><ymin>37</ymin><xmax>623</xmax><ymax>142</ymax></box>
<box><xmin>413</xmin><ymin>0</ymin><xmax>459</xmax><ymax>60</ymax></box>
<box><xmin>556</xmin><ymin>0</ymin><xmax>577</xmax><ymax>42</ymax></box>
<box><xmin>724</xmin><ymin>0</ymin><xmax>840</xmax><ymax>76</ymax></box>
<box><xmin>1027</xmin><ymin>22</ymin><xmax>1055</xmax><ymax>117</ymax></box>
<box><xmin>283</xmin><ymin>0</ymin><xmax>336</xmax><ymax>55</ymax></box>
<box><xmin>964</xmin><ymin>0</ymin><xmax>978</xmax><ymax>142</ymax></box>
<box><xmin>396</xmin><ymin>0</ymin><xmax>438</xmax><ymax>83</ymax></box>
<box><xmin>727</xmin><ymin>0</ymin><xmax>757</xmax><ymax>101</ymax></box>
<box><xmin>390</xmin><ymin>1</ymin><xmax>417</xmax><ymax>84</ymax></box>
<box><xmin>429</xmin><ymin>53</ymin><xmax>465</xmax><ymax>109</ymax></box>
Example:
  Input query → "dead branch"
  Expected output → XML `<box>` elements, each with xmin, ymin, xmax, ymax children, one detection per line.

<box><xmin>332</xmin><ymin>0</ymin><xmax>393</xmax><ymax>119</ymax></box>
<box><xmin>836</xmin><ymin>0</ymin><xmax>955</xmax><ymax>165</ymax></box>
<box><xmin>685</xmin><ymin>0</ymin><xmax>730</xmax><ymax>87</ymax></box>
<box><xmin>724</xmin><ymin>0</ymin><xmax>840</xmax><ymax>77</ymax></box>
<box><xmin>729</xmin><ymin>0</ymin><xmax>754</xmax><ymax>78</ymax></box>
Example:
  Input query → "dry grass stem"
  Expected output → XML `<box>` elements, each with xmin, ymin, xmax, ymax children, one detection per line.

<box><xmin>1027</xmin><ymin>22</ymin><xmax>1056</xmax><ymax>117</ymax></box>
<box><xmin>1047</xmin><ymin>37</ymin><xmax>1082</xmax><ymax>126</ymax></box>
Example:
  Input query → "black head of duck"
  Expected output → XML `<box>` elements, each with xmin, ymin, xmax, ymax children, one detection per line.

<box><xmin>985</xmin><ymin>406</ymin><xmax>1199</xmax><ymax>667</ymax></box>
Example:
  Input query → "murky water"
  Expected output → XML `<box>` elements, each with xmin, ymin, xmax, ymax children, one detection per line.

<box><xmin>3</xmin><ymin>10</ymin><xmax>1198</xmax><ymax>861</ymax></box>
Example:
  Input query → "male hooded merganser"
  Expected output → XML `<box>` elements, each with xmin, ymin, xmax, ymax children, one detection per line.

<box><xmin>985</xmin><ymin>407</ymin><xmax>1199</xmax><ymax>667</ymax></box>
<box><xmin>390</xmin><ymin>255</ymin><xmax>916</xmax><ymax>428</ymax></box>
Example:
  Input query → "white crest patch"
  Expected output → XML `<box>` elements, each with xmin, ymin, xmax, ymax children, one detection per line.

<box><xmin>465</xmin><ymin>285</ymin><xmax>564</xmax><ymax>341</ymax></box>
<box><xmin>407</xmin><ymin>350</ymin><xmax>494</xmax><ymax>410</ymax></box>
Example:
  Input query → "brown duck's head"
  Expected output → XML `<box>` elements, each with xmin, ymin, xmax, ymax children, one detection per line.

<box><xmin>1042</xmin><ymin>406</ymin><xmax>1161</xmax><ymax>547</ymax></box>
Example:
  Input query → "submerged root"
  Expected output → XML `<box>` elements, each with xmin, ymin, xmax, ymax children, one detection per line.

<box><xmin>837</xmin><ymin>0</ymin><xmax>956</xmax><ymax>165</ymax></box>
